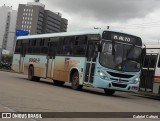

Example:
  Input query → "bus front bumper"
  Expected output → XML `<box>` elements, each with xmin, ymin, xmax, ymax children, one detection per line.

<box><xmin>94</xmin><ymin>76</ymin><xmax>139</xmax><ymax>92</ymax></box>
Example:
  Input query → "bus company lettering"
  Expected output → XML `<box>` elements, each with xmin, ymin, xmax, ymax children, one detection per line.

<box><xmin>29</xmin><ymin>58</ymin><xmax>40</xmax><ymax>63</ymax></box>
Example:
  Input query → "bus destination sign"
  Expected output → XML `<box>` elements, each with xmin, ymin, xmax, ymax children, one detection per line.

<box><xmin>111</xmin><ymin>34</ymin><xmax>135</xmax><ymax>44</ymax></box>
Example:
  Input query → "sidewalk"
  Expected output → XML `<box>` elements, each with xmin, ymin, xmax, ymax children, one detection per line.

<box><xmin>132</xmin><ymin>91</ymin><xmax>160</xmax><ymax>100</ymax></box>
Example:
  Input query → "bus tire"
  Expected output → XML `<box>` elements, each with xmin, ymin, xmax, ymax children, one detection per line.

<box><xmin>71</xmin><ymin>72</ymin><xmax>83</xmax><ymax>90</ymax></box>
<box><xmin>34</xmin><ymin>77</ymin><xmax>40</xmax><ymax>82</ymax></box>
<box><xmin>54</xmin><ymin>80</ymin><xmax>65</xmax><ymax>86</ymax></box>
<box><xmin>104</xmin><ymin>89</ymin><xmax>115</xmax><ymax>96</ymax></box>
<box><xmin>28</xmin><ymin>66</ymin><xmax>35</xmax><ymax>81</ymax></box>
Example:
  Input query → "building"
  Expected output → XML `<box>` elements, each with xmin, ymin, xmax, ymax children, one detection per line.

<box><xmin>16</xmin><ymin>1</ymin><xmax>68</xmax><ymax>35</ymax></box>
<box><xmin>0</xmin><ymin>5</ymin><xmax>17</xmax><ymax>54</ymax></box>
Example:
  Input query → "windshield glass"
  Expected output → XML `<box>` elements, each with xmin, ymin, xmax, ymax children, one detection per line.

<box><xmin>99</xmin><ymin>41</ymin><xmax>142</xmax><ymax>72</ymax></box>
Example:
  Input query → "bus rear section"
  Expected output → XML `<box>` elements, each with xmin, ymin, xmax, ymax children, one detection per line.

<box><xmin>140</xmin><ymin>44</ymin><xmax>160</xmax><ymax>94</ymax></box>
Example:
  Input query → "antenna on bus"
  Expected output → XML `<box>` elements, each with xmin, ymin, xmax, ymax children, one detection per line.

<box><xmin>94</xmin><ymin>27</ymin><xmax>101</xmax><ymax>29</ymax></box>
<box><xmin>35</xmin><ymin>0</ymin><xmax>40</xmax><ymax>2</ymax></box>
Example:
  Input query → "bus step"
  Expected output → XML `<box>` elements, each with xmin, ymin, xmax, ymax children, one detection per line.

<box><xmin>83</xmin><ymin>82</ymin><xmax>93</xmax><ymax>87</ymax></box>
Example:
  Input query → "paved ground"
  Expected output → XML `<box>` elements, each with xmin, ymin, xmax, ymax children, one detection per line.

<box><xmin>0</xmin><ymin>71</ymin><xmax>159</xmax><ymax>121</ymax></box>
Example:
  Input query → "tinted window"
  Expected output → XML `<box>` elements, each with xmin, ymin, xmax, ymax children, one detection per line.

<box><xmin>158</xmin><ymin>56</ymin><xmax>160</xmax><ymax>67</ymax></box>
<box><xmin>143</xmin><ymin>55</ymin><xmax>158</xmax><ymax>68</ymax></box>
<box><xmin>87</xmin><ymin>41</ymin><xmax>99</xmax><ymax>61</ymax></box>
<box><xmin>41</xmin><ymin>38</ymin><xmax>49</xmax><ymax>54</ymax></box>
<box><xmin>62</xmin><ymin>36</ymin><xmax>75</xmax><ymax>55</ymax></box>
<box><xmin>27</xmin><ymin>38</ymin><xmax>49</xmax><ymax>54</ymax></box>
<box><xmin>58</xmin><ymin>37</ymin><xmax>63</xmax><ymax>54</ymax></box>
<box><xmin>15</xmin><ymin>40</ymin><xmax>22</xmax><ymax>53</ymax></box>
<box><xmin>16</xmin><ymin>40</ymin><xmax>22</xmax><ymax>46</ymax></box>
<box><xmin>73</xmin><ymin>35</ymin><xmax>87</xmax><ymax>56</ymax></box>
<box><xmin>143</xmin><ymin>55</ymin><xmax>149</xmax><ymax>68</ymax></box>
<box><xmin>48</xmin><ymin>42</ymin><xmax>58</xmax><ymax>58</ymax></box>
<box><xmin>149</xmin><ymin>55</ymin><xmax>157</xmax><ymax>68</ymax></box>
<box><xmin>32</xmin><ymin>39</ymin><xmax>36</xmax><ymax>46</ymax></box>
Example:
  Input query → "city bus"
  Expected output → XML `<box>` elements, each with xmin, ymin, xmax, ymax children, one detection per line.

<box><xmin>140</xmin><ymin>44</ymin><xmax>160</xmax><ymax>94</ymax></box>
<box><xmin>12</xmin><ymin>29</ymin><xmax>144</xmax><ymax>95</ymax></box>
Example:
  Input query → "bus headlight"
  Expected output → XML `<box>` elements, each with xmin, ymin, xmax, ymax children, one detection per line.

<box><xmin>133</xmin><ymin>77</ymin><xmax>140</xmax><ymax>84</ymax></box>
<box><xmin>98</xmin><ymin>70</ymin><xmax>107</xmax><ymax>79</ymax></box>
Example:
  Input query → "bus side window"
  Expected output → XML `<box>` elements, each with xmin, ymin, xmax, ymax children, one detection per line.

<box><xmin>41</xmin><ymin>38</ymin><xmax>49</xmax><ymax>54</ymax></box>
<box><xmin>73</xmin><ymin>35</ymin><xmax>87</xmax><ymax>56</ymax></box>
<box><xmin>62</xmin><ymin>36</ymin><xmax>75</xmax><ymax>55</ymax></box>
<box><xmin>158</xmin><ymin>56</ymin><xmax>160</xmax><ymax>68</ymax></box>
<box><xmin>87</xmin><ymin>41</ymin><xmax>99</xmax><ymax>61</ymax></box>
<box><xmin>28</xmin><ymin>39</ymin><xmax>36</xmax><ymax>54</ymax></box>
<box><xmin>57</xmin><ymin>37</ymin><xmax>63</xmax><ymax>54</ymax></box>
<box><xmin>48</xmin><ymin>37</ymin><xmax>59</xmax><ymax>57</ymax></box>
<box><xmin>32</xmin><ymin>39</ymin><xmax>36</xmax><ymax>46</ymax></box>
<box><xmin>28</xmin><ymin>39</ymin><xmax>32</xmax><ymax>53</ymax></box>
<box><xmin>15</xmin><ymin>40</ymin><xmax>22</xmax><ymax>54</ymax></box>
<box><xmin>150</xmin><ymin>55</ymin><xmax>157</xmax><ymax>68</ymax></box>
<box><xmin>142</xmin><ymin>55</ymin><xmax>149</xmax><ymax>68</ymax></box>
<box><xmin>49</xmin><ymin>42</ymin><xmax>58</xmax><ymax>58</ymax></box>
<box><xmin>31</xmin><ymin>39</ymin><xmax>39</xmax><ymax>54</ymax></box>
<box><xmin>40</xmin><ymin>39</ymin><xmax>45</xmax><ymax>46</ymax></box>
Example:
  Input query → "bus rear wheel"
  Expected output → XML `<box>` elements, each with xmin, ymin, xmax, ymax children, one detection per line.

<box><xmin>104</xmin><ymin>89</ymin><xmax>115</xmax><ymax>96</ymax></box>
<box><xmin>28</xmin><ymin>66</ymin><xmax>34</xmax><ymax>81</ymax></box>
<box><xmin>34</xmin><ymin>77</ymin><xmax>40</xmax><ymax>81</ymax></box>
<box><xmin>54</xmin><ymin>80</ymin><xmax>65</xmax><ymax>86</ymax></box>
<box><xmin>71</xmin><ymin>72</ymin><xmax>83</xmax><ymax>90</ymax></box>
<box><xmin>28</xmin><ymin>66</ymin><xmax>40</xmax><ymax>81</ymax></box>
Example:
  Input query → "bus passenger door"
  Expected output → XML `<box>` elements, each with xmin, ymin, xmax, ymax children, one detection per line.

<box><xmin>19</xmin><ymin>43</ymin><xmax>27</xmax><ymax>73</ymax></box>
<box><xmin>85</xmin><ymin>41</ymin><xmax>98</xmax><ymax>84</ymax></box>
<box><xmin>140</xmin><ymin>54</ymin><xmax>158</xmax><ymax>91</ymax></box>
<box><xmin>47</xmin><ymin>42</ymin><xmax>57</xmax><ymax>78</ymax></box>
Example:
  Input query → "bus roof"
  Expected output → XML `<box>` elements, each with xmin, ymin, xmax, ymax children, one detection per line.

<box><xmin>145</xmin><ymin>44</ymin><xmax>160</xmax><ymax>49</ymax></box>
<box><xmin>17</xmin><ymin>29</ymin><xmax>140</xmax><ymax>40</ymax></box>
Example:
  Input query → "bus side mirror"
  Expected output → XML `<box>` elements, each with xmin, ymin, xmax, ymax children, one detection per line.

<box><xmin>98</xmin><ymin>44</ymin><xmax>102</xmax><ymax>52</ymax></box>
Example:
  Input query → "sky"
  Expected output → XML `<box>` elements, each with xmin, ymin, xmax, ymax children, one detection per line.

<box><xmin>1</xmin><ymin>0</ymin><xmax>160</xmax><ymax>43</ymax></box>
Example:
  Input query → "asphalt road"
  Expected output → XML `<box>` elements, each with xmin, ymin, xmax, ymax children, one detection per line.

<box><xmin>0</xmin><ymin>71</ymin><xmax>159</xmax><ymax>121</ymax></box>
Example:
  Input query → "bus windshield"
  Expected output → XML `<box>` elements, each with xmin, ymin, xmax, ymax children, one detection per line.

<box><xmin>99</xmin><ymin>41</ymin><xmax>142</xmax><ymax>72</ymax></box>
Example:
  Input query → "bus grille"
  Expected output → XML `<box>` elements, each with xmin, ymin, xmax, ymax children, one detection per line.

<box><xmin>112</xmin><ymin>83</ymin><xmax>127</xmax><ymax>88</ymax></box>
<box><xmin>108</xmin><ymin>72</ymin><xmax>134</xmax><ymax>78</ymax></box>
<box><xmin>110</xmin><ymin>78</ymin><xmax>129</xmax><ymax>82</ymax></box>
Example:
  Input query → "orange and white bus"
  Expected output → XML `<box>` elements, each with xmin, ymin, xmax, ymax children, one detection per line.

<box><xmin>12</xmin><ymin>29</ymin><xmax>144</xmax><ymax>95</ymax></box>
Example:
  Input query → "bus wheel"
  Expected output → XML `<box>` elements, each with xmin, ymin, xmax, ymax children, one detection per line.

<box><xmin>71</xmin><ymin>72</ymin><xmax>83</xmax><ymax>90</ymax></box>
<box><xmin>54</xmin><ymin>80</ymin><xmax>65</xmax><ymax>86</ymax></box>
<box><xmin>34</xmin><ymin>77</ymin><xmax>40</xmax><ymax>82</ymax></box>
<box><xmin>104</xmin><ymin>89</ymin><xmax>115</xmax><ymax>96</ymax></box>
<box><xmin>28</xmin><ymin>66</ymin><xmax>35</xmax><ymax>81</ymax></box>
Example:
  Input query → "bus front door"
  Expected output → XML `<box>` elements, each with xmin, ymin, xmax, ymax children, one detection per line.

<box><xmin>140</xmin><ymin>54</ymin><xmax>158</xmax><ymax>91</ymax></box>
<box><xmin>47</xmin><ymin>42</ymin><xmax>57</xmax><ymax>78</ymax></box>
<box><xmin>19</xmin><ymin>43</ymin><xmax>27</xmax><ymax>73</ymax></box>
<box><xmin>85</xmin><ymin>41</ymin><xmax>98</xmax><ymax>84</ymax></box>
